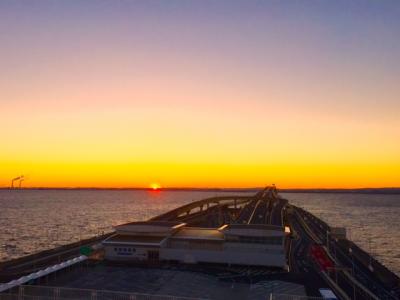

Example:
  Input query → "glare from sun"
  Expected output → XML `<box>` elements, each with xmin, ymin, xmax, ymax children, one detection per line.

<box><xmin>150</xmin><ymin>183</ymin><xmax>161</xmax><ymax>191</ymax></box>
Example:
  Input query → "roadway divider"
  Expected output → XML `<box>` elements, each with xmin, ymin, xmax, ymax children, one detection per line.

<box><xmin>293</xmin><ymin>210</ymin><xmax>321</xmax><ymax>244</ymax></box>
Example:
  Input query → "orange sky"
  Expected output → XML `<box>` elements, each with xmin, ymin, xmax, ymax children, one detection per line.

<box><xmin>1</xmin><ymin>1</ymin><xmax>400</xmax><ymax>188</ymax></box>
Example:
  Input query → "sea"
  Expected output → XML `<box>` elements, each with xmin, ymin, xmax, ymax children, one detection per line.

<box><xmin>0</xmin><ymin>190</ymin><xmax>399</xmax><ymax>276</ymax></box>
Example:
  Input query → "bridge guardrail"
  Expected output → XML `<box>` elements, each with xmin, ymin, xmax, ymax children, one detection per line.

<box><xmin>3</xmin><ymin>285</ymin><xmax>207</xmax><ymax>300</ymax></box>
<box><xmin>269</xmin><ymin>294</ymin><xmax>322</xmax><ymax>300</ymax></box>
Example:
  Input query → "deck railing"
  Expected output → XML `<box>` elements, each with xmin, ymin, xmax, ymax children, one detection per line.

<box><xmin>1</xmin><ymin>285</ymin><xmax>206</xmax><ymax>300</ymax></box>
<box><xmin>269</xmin><ymin>294</ymin><xmax>323</xmax><ymax>300</ymax></box>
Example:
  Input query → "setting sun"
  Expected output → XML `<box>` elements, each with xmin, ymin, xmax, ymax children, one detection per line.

<box><xmin>150</xmin><ymin>183</ymin><xmax>161</xmax><ymax>191</ymax></box>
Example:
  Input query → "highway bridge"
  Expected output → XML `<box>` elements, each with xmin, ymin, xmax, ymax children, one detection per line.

<box><xmin>292</xmin><ymin>206</ymin><xmax>400</xmax><ymax>299</ymax></box>
<box><xmin>151</xmin><ymin>194</ymin><xmax>256</xmax><ymax>226</ymax></box>
<box><xmin>168</xmin><ymin>186</ymin><xmax>400</xmax><ymax>299</ymax></box>
<box><xmin>151</xmin><ymin>186</ymin><xmax>286</xmax><ymax>228</ymax></box>
<box><xmin>1</xmin><ymin>186</ymin><xmax>399</xmax><ymax>300</ymax></box>
<box><xmin>235</xmin><ymin>186</ymin><xmax>287</xmax><ymax>227</ymax></box>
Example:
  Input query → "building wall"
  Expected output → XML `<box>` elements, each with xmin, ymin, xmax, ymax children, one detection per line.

<box><xmin>166</xmin><ymin>239</ymin><xmax>224</xmax><ymax>251</ymax></box>
<box><xmin>223</xmin><ymin>241</ymin><xmax>283</xmax><ymax>252</ymax></box>
<box><xmin>104</xmin><ymin>242</ymin><xmax>286</xmax><ymax>267</ymax></box>
<box><xmin>225</xmin><ymin>235</ymin><xmax>283</xmax><ymax>245</ymax></box>
<box><xmin>160</xmin><ymin>247</ymin><xmax>285</xmax><ymax>267</ymax></box>
<box><xmin>104</xmin><ymin>244</ymin><xmax>155</xmax><ymax>261</ymax></box>
<box><xmin>103</xmin><ymin>228</ymin><xmax>286</xmax><ymax>268</ymax></box>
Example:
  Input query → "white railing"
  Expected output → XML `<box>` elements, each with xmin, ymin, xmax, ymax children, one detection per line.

<box><xmin>0</xmin><ymin>256</ymin><xmax>88</xmax><ymax>293</ymax></box>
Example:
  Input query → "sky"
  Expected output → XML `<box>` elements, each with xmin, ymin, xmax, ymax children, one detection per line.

<box><xmin>1</xmin><ymin>1</ymin><xmax>400</xmax><ymax>188</ymax></box>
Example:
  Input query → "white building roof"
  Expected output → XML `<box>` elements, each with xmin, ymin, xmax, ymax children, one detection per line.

<box><xmin>115</xmin><ymin>221</ymin><xmax>186</xmax><ymax>235</ymax></box>
<box><xmin>103</xmin><ymin>234</ymin><xmax>167</xmax><ymax>246</ymax></box>
<box><xmin>171</xmin><ymin>227</ymin><xmax>224</xmax><ymax>241</ymax></box>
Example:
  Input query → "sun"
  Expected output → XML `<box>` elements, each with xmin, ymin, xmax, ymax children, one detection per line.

<box><xmin>149</xmin><ymin>183</ymin><xmax>161</xmax><ymax>191</ymax></box>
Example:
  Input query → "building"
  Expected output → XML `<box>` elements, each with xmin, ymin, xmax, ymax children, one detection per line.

<box><xmin>102</xmin><ymin>220</ymin><xmax>287</xmax><ymax>268</ymax></box>
<box><xmin>102</xmin><ymin>221</ymin><xmax>184</xmax><ymax>262</ymax></box>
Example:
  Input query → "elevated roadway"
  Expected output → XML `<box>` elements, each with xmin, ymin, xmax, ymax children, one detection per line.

<box><xmin>2</xmin><ymin>187</ymin><xmax>399</xmax><ymax>300</ymax></box>
<box><xmin>235</xmin><ymin>186</ymin><xmax>287</xmax><ymax>226</ymax></box>
<box><xmin>295</xmin><ymin>207</ymin><xmax>399</xmax><ymax>299</ymax></box>
<box><xmin>151</xmin><ymin>195</ymin><xmax>255</xmax><ymax>224</ymax></box>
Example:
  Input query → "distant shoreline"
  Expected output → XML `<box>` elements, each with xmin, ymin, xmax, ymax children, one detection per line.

<box><xmin>1</xmin><ymin>187</ymin><xmax>400</xmax><ymax>194</ymax></box>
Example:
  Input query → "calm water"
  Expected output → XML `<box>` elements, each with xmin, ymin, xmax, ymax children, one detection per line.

<box><xmin>0</xmin><ymin>190</ymin><xmax>399</xmax><ymax>276</ymax></box>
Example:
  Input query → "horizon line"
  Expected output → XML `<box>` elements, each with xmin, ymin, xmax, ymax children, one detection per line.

<box><xmin>1</xmin><ymin>186</ymin><xmax>400</xmax><ymax>191</ymax></box>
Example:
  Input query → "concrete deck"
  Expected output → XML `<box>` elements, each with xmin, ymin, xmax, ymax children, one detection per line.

<box><xmin>46</xmin><ymin>264</ymin><xmax>306</xmax><ymax>300</ymax></box>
